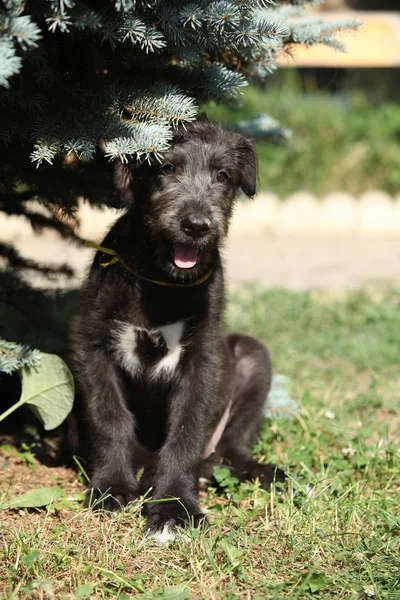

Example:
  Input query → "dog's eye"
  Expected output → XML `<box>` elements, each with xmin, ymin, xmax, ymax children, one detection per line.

<box><xmin>216</xmin><ymin>171</ymin><xmax>228</xmax><ymax>183</ymax></box>
<box><xmin>162</xmin><ymin>164</ymin><xmax>176</xmax><ymax>175</ymax></box>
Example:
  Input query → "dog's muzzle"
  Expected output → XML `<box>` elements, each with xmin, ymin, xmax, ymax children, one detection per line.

<box><xmin>180</xmin><ymin>215</ymin><xmax>211</xmax><ymax>239</ymax></box>
<box><xmin>170</xmin><ymin>215</ymin><xmax>214</xmax><ymax>270</ymax></box>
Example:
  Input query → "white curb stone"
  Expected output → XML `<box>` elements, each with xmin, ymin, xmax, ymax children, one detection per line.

<box><xmin>230</xmin><ymin>193</ymin><xmax>279</xmax><ymax>235</ymax></box>
<box><xmin>0</xmin><ymin>212</ymin><xmax>32</xmax><ymax>242</ymax></box>
<box><xmin>278</xmin><ymin>192</ymin><xmax>321</xmax><ymax>234</ymax></box>
<box><xmin>357</xmin><ymin>191</ymin><xmax>400</xmax><ymax>235</ymax></box>
<box><xmin>77</xmin><ymin>200</ymin><xmax>117</xmax><ymax>240</ymax></box>
<box><xmin>319</xmin><ymin>192</ymin><xmax>357</xmax><ymax>235</ymax></box>
<box><xmin>2</xmin><ymin>192</ymin><xmax>400</xmax><ymax>247</ymax></box>
<box><xmin>392</xmin><ymin>194</ymin><xmax>400</xmax><ymax>233</ymax></box>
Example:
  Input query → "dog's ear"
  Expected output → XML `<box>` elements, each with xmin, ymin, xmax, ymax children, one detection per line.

<box><xmin>111</xmin><ymin>161</ymin><xmax>135</xmax><ymax>208</ymax></box>
<box><xmin>237</xmin><ymin>137</ymin><xmax>257</xmax><ymax>198</ymax></box>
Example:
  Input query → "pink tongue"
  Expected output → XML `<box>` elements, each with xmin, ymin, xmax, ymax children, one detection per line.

<box><xmin>173</xmin><ymin>243</ymin><xmax>198</xmax><ymax>269</ymax></box>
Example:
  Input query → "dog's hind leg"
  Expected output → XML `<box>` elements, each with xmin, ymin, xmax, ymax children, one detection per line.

<box><xmin>211</xmin><ymin>333</ymin><xmax>285</xmax><ymax>488</ymax></box>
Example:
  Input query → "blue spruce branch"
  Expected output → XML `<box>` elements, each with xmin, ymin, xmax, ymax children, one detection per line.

<box><xmin>0</xmin><ymin>338</ymin><xmax>42</xmax><ymax>375</ymax></box>
<box><xmin>0</xmin><ymin>1</ymin><xmax>359</xmax><ymax>164</ymax></box>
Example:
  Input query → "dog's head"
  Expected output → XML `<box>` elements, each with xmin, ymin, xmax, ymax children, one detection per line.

<box><xmin>114</xmin><ymin>120</ymin><xmax>257</xmax><ymax>279</ymax></box>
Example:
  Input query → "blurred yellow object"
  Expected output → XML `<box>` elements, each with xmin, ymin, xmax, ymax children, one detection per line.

<box><xmin>279</xmin><ymin>11</ymin><xmax>400</xmax><ymax>67</ymax></box>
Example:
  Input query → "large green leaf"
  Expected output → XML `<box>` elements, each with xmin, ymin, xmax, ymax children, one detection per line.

<box><xmin>74</xmin><ymin>583</ymin><xmax>95</xmax><ymax>599</ymax></box>
<box><xmin>220</xmin><ymin>540</ymin><xmax>242</xmax><ymax>568</ymax></box>
<box><xmin>1</xmin><ymin>486</ymin><xmax>65</xmax><ymax>509</ymax></box>
<box><xmin>145</xmin><ymin>587</ymin><xmax>189</xmax><ymax>600</ymax></box>
<box><xmin>21</xmin><ymin>353</ymin><xmax>74</xmax><ymax>430</ymax></box>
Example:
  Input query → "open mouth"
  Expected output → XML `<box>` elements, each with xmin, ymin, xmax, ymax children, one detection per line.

<box><xmin>173</xmin><ymin>243</ymin><xmax>198</xmax><ymax>269</ymax></box>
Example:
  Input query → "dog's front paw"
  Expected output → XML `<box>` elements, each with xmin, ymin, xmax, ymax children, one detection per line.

<box><xmin>145</xmin><ymin>500</ymin><xmax>207</xmax><ymax>543</ymax></box>
<box><xmin>85</xmin><ymin>481</ymin><xmax>138</xmax><ymax>512</ymax></box>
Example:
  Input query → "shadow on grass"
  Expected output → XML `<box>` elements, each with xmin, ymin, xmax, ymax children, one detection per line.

<box><xmin>0</xmin><ymin>271</ymin><xmax>80</xmax><ymax>464</ymax></box>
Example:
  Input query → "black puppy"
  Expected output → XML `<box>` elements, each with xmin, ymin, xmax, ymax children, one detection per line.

<box><xmin>70</xmin><ymin>120</ymin><xmax>284</xmax><ymax>541</ymax></box>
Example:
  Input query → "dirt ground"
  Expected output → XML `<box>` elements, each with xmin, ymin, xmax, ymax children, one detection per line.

<box><xmin>9</xmin><ymin>230</ymin><xmax>400</xmax><ymax>292</ymax></box>
<box><xmin>225</xmin><ymin>233</ymin><xmax>400</xmax><ymax>290</ymax></box>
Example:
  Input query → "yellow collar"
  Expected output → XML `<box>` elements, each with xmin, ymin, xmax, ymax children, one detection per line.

<box><xmin>85</xmin><ymin>241</ymin><xmax>213</xmax><ymax>288</ymax></box>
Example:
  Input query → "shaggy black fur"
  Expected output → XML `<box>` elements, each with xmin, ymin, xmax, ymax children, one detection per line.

<box><xmin>70</xmin><ymin>121</ymin><xmax>285</xmax><ymax>538</ymax></box>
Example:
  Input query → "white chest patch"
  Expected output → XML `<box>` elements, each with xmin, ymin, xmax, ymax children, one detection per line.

<box><xmin>151</xmin><ymin>321</ymin><xmax>184</xmax><ymax>379</ymax></box>
<box><xmin>112</xmin><ymin>323</ymin><xmax>145</xmax><ymax>378</ymax></box>
<box><xmin>113</xmin><ymin>320</ymin><xmax>184</xmax><ymax>381</ymax></box>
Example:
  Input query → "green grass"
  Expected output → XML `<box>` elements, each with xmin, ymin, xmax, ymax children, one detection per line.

<box><xmin>205</xmin><ymin>71</ymin><xmax>400</xmax><ymax>197</ymax></box>
<box><xmin>1</xmin><ymin>287</ymin><xmax>399</xmax><ymax>599</ymax></box>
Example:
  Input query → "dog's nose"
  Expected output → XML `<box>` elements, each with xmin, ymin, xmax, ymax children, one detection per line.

<box><xmin>180</xmin><ymin>216</ymin><xmax>211</xmax><ymax>238</ymax></box>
